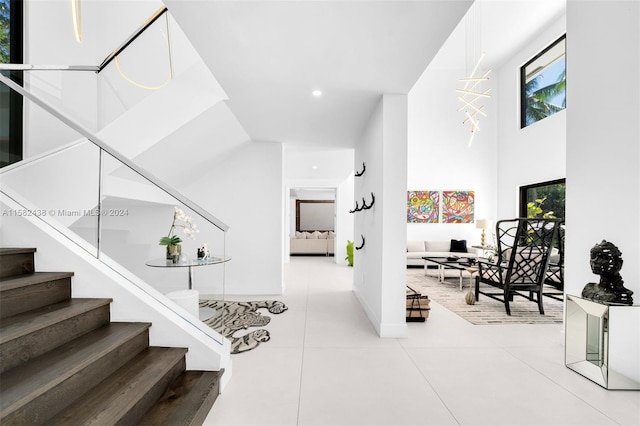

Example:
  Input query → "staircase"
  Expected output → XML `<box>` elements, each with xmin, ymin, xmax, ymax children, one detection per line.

<box><xmin>0</xmin><ymin>248</ymin><xmax>222</xmax><ymax>425</ymax></box>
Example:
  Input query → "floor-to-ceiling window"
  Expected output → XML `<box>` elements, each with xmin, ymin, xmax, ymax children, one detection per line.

<box><xmin>0</xmin><ymin>0</ymin><xmax>23</xmax><ymax>168</ymax></box>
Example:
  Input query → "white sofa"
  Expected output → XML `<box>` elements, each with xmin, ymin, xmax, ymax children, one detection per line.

<box><xmin>407</xmin><ymin>240</ymin><xmax>479</xmax><ymax>267</ymax></box>
<box><xmin>290</xmin><ymin>231</ymin><xmax>335</xmax><ymax>256</ymax></box>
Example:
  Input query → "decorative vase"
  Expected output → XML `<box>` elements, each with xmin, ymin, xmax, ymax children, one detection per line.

<box><xmin>465</xmin><ymin>289</ymin><xmax>476</xmax><ymax>305</ymax></box>
<box><xmin>166</xmin><ymin>244</ymin><xmax>182</xmax><ymax>263</ymax></box>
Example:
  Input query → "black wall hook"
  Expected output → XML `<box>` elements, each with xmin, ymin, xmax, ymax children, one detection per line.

<box><xmin>355</xmin><ymin>234</ymin><xmax>365</xmax><ymax>250</ymax></box>
<box><xmin>362</xmin><ymin>192</ymin><xmax>375</xmax><ymax>210</ymax></box>
<box><xmin>355</xmin><ymin>162</ymin><xmax>366</xmax><ymax>177</ymax></box>
<box><xmin>350</xmin><ymin>193</ymin><xmax>375</xmax><ymax>213</ymax></box>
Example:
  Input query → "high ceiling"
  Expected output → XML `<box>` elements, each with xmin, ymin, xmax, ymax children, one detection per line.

<box><xmin>165</xmin><ymin>0</ymin><xmax>474</xmax><ymax>149</ymax></box>
<box><xmin>165</xmin><ymin>0</ymin><xmax>565</xmax><ymax>151</ymax></box>
<box><xmin>16</xmin><ymin>0</ymin><xmax>565</xmax><ymax>161</ymax></box>
<box><xmin>430</xmin><ymin>0</ymin><xmax>566</xmax><ymax>71</ymax></box>
<box><xmin>14</xmin><ymin>0</ymin><xmax>565</xmax><ymax>185</ymax></box>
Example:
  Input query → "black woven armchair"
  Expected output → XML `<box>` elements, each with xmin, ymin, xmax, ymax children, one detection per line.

<box><xmin>544</xmin><ymin>221</ymin><xmax>565</xmax><ymax>301</ymax></box>
<box><xmin>474</xmin><ymin>218</ymin><xmax>561</xmax><ymax>315</ymax></box>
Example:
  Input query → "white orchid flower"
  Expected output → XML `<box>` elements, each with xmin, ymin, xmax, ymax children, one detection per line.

<box><xmin>174</xmin><ymin>207</ymin><xmax>187</xmax><ymax>221</ymax></box>
<box><xmin>164</xmin><ymin>206</ymin><xmax>199</xmax><ymax>243</ymax></box>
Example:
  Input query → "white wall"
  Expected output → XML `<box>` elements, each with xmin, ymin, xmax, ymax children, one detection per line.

<box><xmin>496</xmin><ymin>14</ymin><xmax>567</xmax><ymax>219</ymax></box>
<box><xmin>565</xmin><ymin>1</ymin><xmax>639</xmax><ymax>301</ymax></box>
<box><xmin>183</xmin><ymin>141</ymin><xmax>284</xmax><ymax>296</ymax></box>
<box><xmin>354</xmin><ymin>94</ymin><xmax>408</xmax><ymax>338</ymax></box>
<box><xmin>283</xmin><ymin>145</ymin><xmax>354</xmax><ymax>181</ymax></box>
<box><xmin>408</xmin><ymin>65</ymin><xmax>497</xmax><ymax>245</ymax></box>
<box><xmin>96</xmin><ymin>62</ymin><xmax>227</xmax><ymax>161</ymax></box>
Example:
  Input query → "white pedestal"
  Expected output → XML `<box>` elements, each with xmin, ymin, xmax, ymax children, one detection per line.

<box><xmin>166</xmin><ymin>289</ymin><xmax>199</xmax><ymax>318</ymax></box>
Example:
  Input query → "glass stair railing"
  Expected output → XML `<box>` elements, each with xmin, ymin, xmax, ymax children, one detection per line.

<box><xmin>0</xmin><ymin>5</ymin><xmax>231</xmax><ymax>346</ymax></box>
<box><xmin>0</xmin><ymin>70</ymin><xmax>230</xmax><ymax>345</ymax></box>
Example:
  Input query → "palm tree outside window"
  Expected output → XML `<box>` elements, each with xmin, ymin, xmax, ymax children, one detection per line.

<box><xmin>521</xmin><ymin>35</ymin><xmax>566</xmax><ymax>128</ymax></box>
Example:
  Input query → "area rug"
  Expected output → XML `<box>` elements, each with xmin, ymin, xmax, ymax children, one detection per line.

<box><xmin>199</xmin><ymin>299</ymin><xmax>288</xmax><ymax>354</ymax></box>
<box><xmin>406</xmin><ymin>269</ymin><xmax>563</xmax><ymax>325</ymax></box>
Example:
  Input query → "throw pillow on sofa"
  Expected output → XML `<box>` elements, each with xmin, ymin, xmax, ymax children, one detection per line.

<box><xmin>295</xmin><ymin>231</ymin><xmax>306</xmax><ymax>239</ymax></box>
<box><xmin>450</xmin><ymin>239</ymin><xmax>468</xmax><ymax>253</ymax></box>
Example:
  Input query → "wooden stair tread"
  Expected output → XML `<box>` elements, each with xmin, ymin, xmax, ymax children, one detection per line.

<box><xmin>140</xmin><ymin>370</ymin><xmax>223</xmax><ymax>426</ymax></box>
<box><xmin>0</xmin><ymin>246</ymin><xmax>222</xmax><ymax>424</ymax></box>
<box><xmin>0</xmin><ymin>272</ymin><xmax>73</xmax><ymax>320</ymax></box>
<box><xmin>47</xmin><ymin>347</ymin><xmax>188</xmax><ymax>426</ymax></box>
<box><xmin>0</xmin><ymin>248</ymin><xmax>36</xmax><ymax>256</ymax></box>
<box><xmin>0</xmin><ymin>322</ymin><xmax>151</xmax><ymax>415</ymax></box>
<box><xmin>0</xmin><ymin>248</ymin><xmax>36</xmax><ymax>278</ymax></box>
<box><xmin>0</xmin><ymin>271</ymin><xmax>74</xmax><ymax>290</ymax></box>
<box><xmin>0</xmin><ymin>298</ymin><xmax>112</xmax><ymax>343</ymax></box>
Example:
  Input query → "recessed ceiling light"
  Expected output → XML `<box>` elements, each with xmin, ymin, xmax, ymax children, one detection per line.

<box><xmin>312</xmin><ymin>90</ymin><xmax>322</xmax><ymax>97</ymax></box>
<box><xmin>312</xmin><ymin>165</ymin><xmax>318</xmax><ymax>169</ymax></box>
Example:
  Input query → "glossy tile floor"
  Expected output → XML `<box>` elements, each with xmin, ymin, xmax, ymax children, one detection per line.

<box><xmin>203</xmin><ymin>257</ymin><xmax>640</xmax><ymax>426</ymax></box>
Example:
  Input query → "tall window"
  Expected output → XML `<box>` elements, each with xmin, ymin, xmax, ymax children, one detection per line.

<box><xmin>0</xmin><ymin>0</ymin><xmax>9</xmax><ymax>64</ymax></box>
<box><xmin>519</xmin><ymin>178</ymin><xmax>566</xmax><ymax>220</ymax></box>
<box><xmin>521</xmin><ymin>35</ymin><xmax>566</xmax><ymax>128</ymax></box>
<box><xmin>0</xmin><ymin>0</ymin><xmax>23</xmax><ymax>168</ymax></box>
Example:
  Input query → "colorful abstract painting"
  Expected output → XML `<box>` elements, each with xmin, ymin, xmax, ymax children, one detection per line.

<box><xmin>407</xmin><ymin>190</ymin><xmax>439</xmax><ymax>223</ymax></box>
<box><xmin>442</xmin><ymin>191</ymin><xmax>475</xmax><ymax>223</ymax></box>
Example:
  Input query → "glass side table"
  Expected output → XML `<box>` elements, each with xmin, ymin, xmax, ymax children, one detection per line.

<box><xmin>145</xmin><ymin>256</ymin><xmax>231</xmax><ymax>290</ymax></box>
<box><xmin>565</xmin><ymin>295</ymin><xmax>640</xmax><ymax>389</ymax></box>
<box><xmin>145</xmin><ymin>256</ymin><xmax>230</xmax><ymax>319</ymax></box>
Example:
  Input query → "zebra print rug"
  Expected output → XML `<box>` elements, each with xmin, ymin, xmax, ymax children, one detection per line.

<box><xmin>199</xmin><ymin>299</ymin><xmax>288</xmax><ymax>354</ymax></box>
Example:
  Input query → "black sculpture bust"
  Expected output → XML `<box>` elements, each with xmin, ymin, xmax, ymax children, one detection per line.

<box><xmin>582</xmin><ymin>240</ymin><xmax>633</xmax><ymax>305</ymax></box>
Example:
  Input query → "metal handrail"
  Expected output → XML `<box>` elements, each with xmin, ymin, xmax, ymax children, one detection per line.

<box><xmin>0</xmin><ymin>6</ymin><xmax>168</xmax><ymax>74</ymax></box>
<box><xmin>0</xmin><ymin>73</ymin><xmax>229</xmax><ymax>233</ymax></box>
<box><xmin>98</xmin><ymin>6</ymin><xmax>168</xmax><ymax>72</ymax></box>
<box><xmin>0</xmin><ymin>65</ymin><xmax>99</xmax><ymax>71</ymax></box>
<box><xmin>0</xmin><ymin>138</ymin><xmax>86</xmax><ymax>174</ymax></box>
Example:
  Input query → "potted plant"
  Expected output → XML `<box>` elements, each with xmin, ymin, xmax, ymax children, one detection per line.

<box><xmin>345</xmin><ymin>240</ymin><xmax>354</xmax><ymax>267</ymax></box>
<box><xmin>160</xmin><ymin>207</ymin><xmax>198</xmax><ymax>262</ymax></box>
